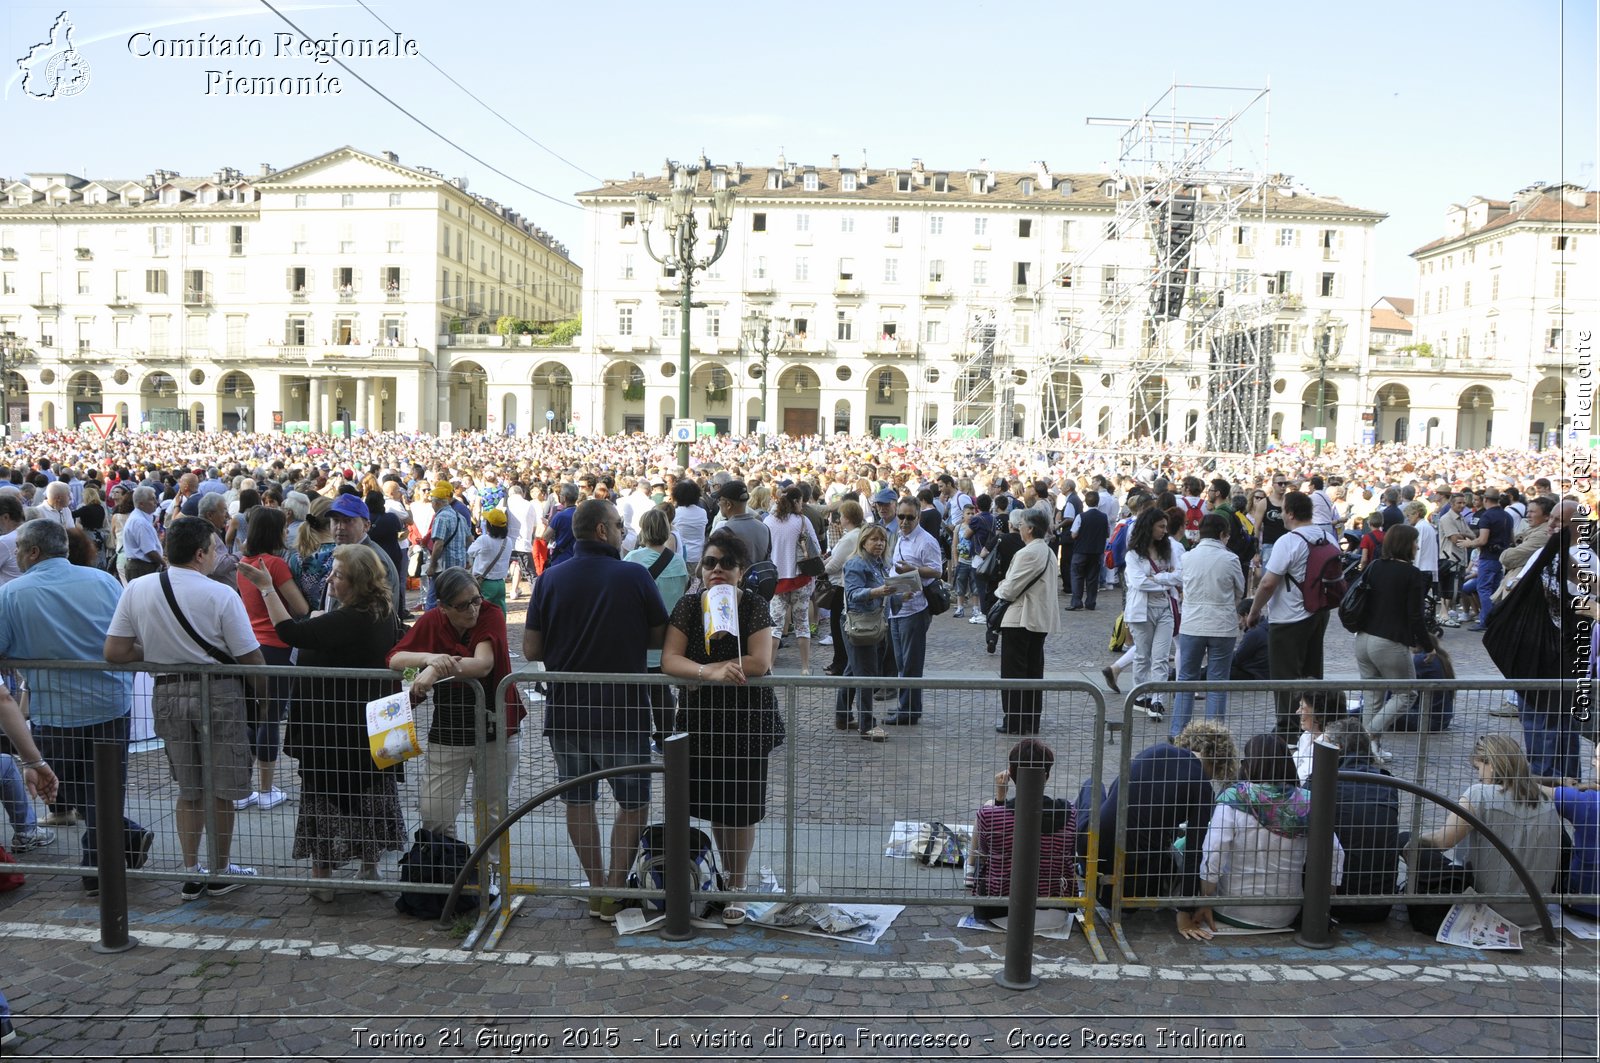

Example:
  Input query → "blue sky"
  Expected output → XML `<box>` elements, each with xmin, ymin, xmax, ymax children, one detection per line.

<box><xmin>4</xmin><ymin>0</ymin><xmax>1595</xmax><ymax>295</ymax></box>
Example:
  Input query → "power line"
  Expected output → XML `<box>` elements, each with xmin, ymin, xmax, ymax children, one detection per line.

<box><xmin>353</xmin><ymin>0</ymin><xmax>603</xmax><ymax>185</ymax></box>
<box><xmin>255</xmin><ymin>0</ymin><xmax>582</xmax><ymax>214</ymax></box>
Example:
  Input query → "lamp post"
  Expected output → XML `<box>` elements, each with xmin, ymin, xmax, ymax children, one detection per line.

<box><xmin>1310</xmin><ymin>313</ymin><xmax>1347</xmax><ymax>457</ymax></box>
<box><xmin>634</xmin><ymin>163</ymin><xmax>736</xmax><ymax>468</ymax></box>
<box><xmin>0</xmin><ymin>333</ymin><xmax>25</xmax><ymax>437</ymax></box>
<box><xmin>743</xmin><ymin>310</ymin><xmax>789</xmax><ymax>449</ymax></box>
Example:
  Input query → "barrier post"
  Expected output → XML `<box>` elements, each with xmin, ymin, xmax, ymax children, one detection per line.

<box><xmin>1295</xmin><ymin>737</ymin><xmax>1339</xmax><ymax>950</ymax></box>
<box><xmin>91</xmin><ymin>741</ymin><xmax>136</xmax><ymax>954</ymax></box>
<box><xmin>994</xmin><ymin>762</ymin><xmax>1045</xmax><ymax>990</ymax></box>
<box><xmin>660</xmin><ymin>733</ymin><xmax>693</xmax><ymax>941</ymax></box>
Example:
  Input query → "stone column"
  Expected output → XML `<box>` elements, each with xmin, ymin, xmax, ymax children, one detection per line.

<box><xmin>356</xmin><ymin>378</ymin><xmax>370</xmax><ymax>431</ymax></box>
<box><xmin>308</xmin><ymin>377</ymin><xmax>322</xmax><ymax>433</ymax></box>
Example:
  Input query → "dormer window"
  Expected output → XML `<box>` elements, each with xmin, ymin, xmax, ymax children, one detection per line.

<box><xmin>160</xmin><ymin>187</ymin><xmax>179</xmax><ymax>206</ymax></box>
<box><xmin>802</xmin><ymin>171</ymin><xmax>818</xmax><ymax>191</ymax></box>
<box><xmin>711</xmin><ymin>170</ymin><xmax>727</xmax><ymax>191</ymax></box>
<box><xmin>896</xmin><ymin>173</ymin><xmax>911</xmax><ymax>192</ymax></box>
<box><xmin>1101</xmin><ymin>180</ymin><xmax>1117</xmax><ymax>197</ymax></box>
<box><xmin>766</xmin><ymin>171</ymin><xmax>783</xmax><ymax>190</ymax></box>
<box><xmin>969</xmin><ymin>175</ymin><xmax>984</xmax><ymax>195</ymax></box>
<box><xmin>1020</xmin><ymin>178</ymin><xmax>1034</xmax><ymax>196</ymax></box>
<box><xmin>932</xmin><ymin>174</ymin><xmax>947</xmax><ymax>193</ymax></box>
<box><xmin>1058</xmin><ymin>180</ymin><xmax>1074</xmax><ymax>196</ymax></box>
<box><xmin>840</xmin><ymin>173</ymin><xmax>857</xmax><ymax>192</ymax></box>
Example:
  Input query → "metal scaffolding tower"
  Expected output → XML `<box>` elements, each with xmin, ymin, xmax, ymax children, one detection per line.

<box><xmin>1038</xmin><ymin>83</ymin><xmax>1282</xmax><ymax>446</ymax></box>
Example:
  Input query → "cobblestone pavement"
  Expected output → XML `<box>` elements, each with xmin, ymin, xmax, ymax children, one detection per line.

<box><xmin>2</xmin><ymin>588</ymin><xmax>1594</xmax><ymax>1061</ymax></box>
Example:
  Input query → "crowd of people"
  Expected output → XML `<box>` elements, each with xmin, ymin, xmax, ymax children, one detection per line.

<box><xmin>0</xmin><ymin>425</ymin><xmax>1591</xmax><ymax>1034</ymax></box>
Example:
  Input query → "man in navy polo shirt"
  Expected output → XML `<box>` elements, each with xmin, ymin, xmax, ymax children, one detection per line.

<box><xmin>523</xmin><ymin>498</ymin><xmax>667</xmax><ymax>921</ymax></box>
<box><xmin>1461</xmin><ymin>489</ymin><xmax>1515</xmax><ymax>630</ymax></box>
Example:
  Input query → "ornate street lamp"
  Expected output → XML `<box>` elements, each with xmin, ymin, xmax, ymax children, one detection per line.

<box><xmin>743</xmin><ymin>310</ymin><xmax>789</xmax><ymax>449</ymax></box>
<box><xmin>0</xmin><ymin>333</ymin><xmax>32</xmax><ymax>436</ymax></box>
<box><xmin>1309</xmin><ymin>313</ymin><xmax>1347</xmax><ymax>456</ymax></box>
<box><xmin>635</xmin><ymin>163</ymin><xmax>736</xmax><ymax>468</ymax></box>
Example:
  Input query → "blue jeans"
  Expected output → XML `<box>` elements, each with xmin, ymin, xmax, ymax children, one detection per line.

<box><xmin>1520</xmin><ymin>688</ymin><xmax>1581</xmax><ymax>781</ymax></box>
<box><xmin>0</xmin><ymin>754</ymin><xmax>38</xmax><ymax>836</ymax></box>
<box><xmin>34</xmin><ymin>715</ymin><xmax>147</xmax><ymax>869</ymax></box>
<box><xmin>889</xmin><ymin>608</ymin><xmax>932</xmax><ymax>720</ymax></box>
<box><xmin>1476</xmin><ymin>555</ymin><xmax>1503</xmax><ymax>624</ymax></box>
<box><xmin>1170</xmin><ymin>633</ymin><xmax>1236</xmax><ymax>737</ymax></box>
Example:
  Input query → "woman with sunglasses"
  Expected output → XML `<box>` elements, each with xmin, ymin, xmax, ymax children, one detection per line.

<box><xmin>387</xmin><ymin>566</ymin><xmax>520</xmax><ymax>843</ymax></box>
<box><xmin>838</xmin><ymin>523</ymin><xmax>892</xmax><ymax>741</ymax></box>
<box><xmin>660</xmin><ymin>530</ymin><xmax>784</xmax><ymax>925</ymax></box>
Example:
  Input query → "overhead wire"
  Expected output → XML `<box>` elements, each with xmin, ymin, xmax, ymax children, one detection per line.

<box><xmin>352</xmin><ymin>0</ymin><xmax>603</xmax><ymax>185</ymax></box>
<box><xmin>255</xmin><ymin>0</ymin><xmax>583</xmax><ymax>213</ymax></box>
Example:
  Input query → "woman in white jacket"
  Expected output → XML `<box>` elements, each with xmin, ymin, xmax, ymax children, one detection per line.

<box><xmin>1123</xmin><ymin>507</ymin><xmax>1184</xmax><ymax>722</ymax></box>
<box><xmin>764</xmin><ymin>486</ymin><xmax>823</xmax><ymax>674</ymax></box>
<box><xmin>992</xmin><ymin>509</ymin><xmax>1060</xmax><ymax>734</ymax></box>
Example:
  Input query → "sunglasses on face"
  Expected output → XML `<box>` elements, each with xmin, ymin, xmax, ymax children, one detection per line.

<box><xmin>897</xmin><ymin>513</ymin><xmax>918</xmax><ymax>522</ymax></box>
<box><xmin>702</xmin><ymin>555</ymin><xmax>739</xmax><ymax>571</ymax></box>
<box><xmin>446</xmin><ymin>595</ymin><xmax>483</xmax><ymax>612</ymax></box>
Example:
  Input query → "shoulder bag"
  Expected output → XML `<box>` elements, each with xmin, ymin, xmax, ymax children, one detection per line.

<box><xmin>159</xmin><ymin>570</ymin><xmax>236</xmax><ymax>665</ymax></box>
<box><xmin>473</xmin><ymin>538</ymin><xmax>510</xmax><ymax>589</ymax></box>
<box><xmin>842</xmin><ymin>567</ymin><xmax>888</xmax><ymax>645</ymax></box>
<box><xmin>986</xmin><ymin>563</ymin><xmax>1047</xmax><ymax>630</ymax></box>
<box><xmin>796</xmin><ymin>525</ymin><xmax>826</xmax><ymax>579</ymax></box>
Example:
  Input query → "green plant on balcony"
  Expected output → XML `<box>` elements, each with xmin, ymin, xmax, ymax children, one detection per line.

<box><xmin>74</xmin><ymin>247</ymin><xmax>92</xmax><ymax>260</ymax></box>
<box><xmin>1396</xmin><ymin>341</ymin><xmax>1434</xmax><ymax>358</ymax></box>
<box><xmin>622</xmin><ymin>382</ymin><xmax>645</xmax><ymax>401</ymax></box>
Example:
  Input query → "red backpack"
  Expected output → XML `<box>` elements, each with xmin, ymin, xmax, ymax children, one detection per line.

<box><xmin>1285</xmin><ymin>529</ymin><xmax>1348</xmax><ymax>613</ymax></box>
<box><xmin>1179</xmin><ymin>497</ymin><xmax>1205</xmax><ymax>544</ymax></box>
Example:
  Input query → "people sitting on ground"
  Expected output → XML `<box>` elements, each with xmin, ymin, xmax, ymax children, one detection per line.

<box><xmin>1180</xmin><ymin>732</ymin><xmax>1344</xmax><ymax>938</ymax></box>
<box><xmin>1403</xmin><ymin>734</ymin><xmax>1565</xmax><ymax>932</ymax></box>
<box><xmin>1082</xmin><ymin>719</ymin><xmax>1239</xmax><ymax>910</ymax></box>
<box><xmin>969</xmin><ymin>738</ymin><xmax>1078</xmax><ymax>922</ymax></box>
<box><xmin>1320</xmin><ymin>718</ymin><xmax>1400</xmax><ymax>924</ymax></box>
<box><xmin>1545</xmin><ymin>743</ymin><xmax>1600</xmax><ymax>917</ymax></box>
<box><xmin>1291</xmin><ymin>689</ymin><xmax>1342</xmax><ymax>785</ymax></box>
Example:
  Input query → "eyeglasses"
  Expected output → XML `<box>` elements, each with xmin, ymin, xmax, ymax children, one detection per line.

<box><xmin>1253</xmin><ymin>493</ymin><xmax>1266</xmax><ymax>500</ymax></box>
<box><xmin>897</xmin><ymin>513</ymin><xmax>918</xmax><ymax>522</ymax></box>
<box><xmin>702</xmin><ymin>555</ymin><xmax>739</xmax><ymax>571</ymax></box>
<box><xmin>445</xmin><ymin>595</ymin><xmax>483</xmax><ymax>612</ymax></box>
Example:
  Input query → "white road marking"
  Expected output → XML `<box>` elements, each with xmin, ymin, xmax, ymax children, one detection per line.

<box><xmin>1</xmin><ymin>921</ymin><xmax>1589</xmax><ymax>984</ymax></box>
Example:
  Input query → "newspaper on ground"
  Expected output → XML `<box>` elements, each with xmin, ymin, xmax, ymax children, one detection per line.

<box><xmin>958</xmin><ymin>909</ymin><xmax>1077</xmax><ymax>940</ymax></box>
<box><xmin>1436</xmin><ymin>902</ymin><xmax>1523</xmax><ymax>950</ymax></box>
<box><xmin>746</xmin><ymin>878</ymin><xmax>902</xmax><ymax>945</ymax></box>
<box><xmin>884</xmin><ymin>820</ymin><xmax>973</xmax><ymax>865</ymax></box>
<box><xmin>1544</xmin><ymin>904</ymin><xmax>1600</xmax><ymax>940</ymax></box>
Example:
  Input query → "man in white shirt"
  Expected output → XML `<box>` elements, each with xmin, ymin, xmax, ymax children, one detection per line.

<box><xmin>121</xmin><ymin>486</ymin><xmax>165</xmax><ymax>581</ymax></box>
<box><xmin>40</xmin><ymin>482</ymin><xmax>75</xmax><ymax>533</ymax></box>
<box><xmin>884</xmin><ymin>498</ymin><xmax>944</xmax><ymax>725</ymax></box>
<box><xmin>104</xmin><ymin>515</ymin><xmax>265</xmax><ymax>901</ymax></box>
<box><xmin>1244</xmin><ymin>491</ymin><xmax>1331</xmax><ymax>734</ymax></box>
<box><xmin>505</xmin><ymin>483</ymin><xmax>535</xmax><ymax>599</ymax></box>
<box><xmin>1171</xmin><ymin>514</ymin><xmax>1247</xmax><ymax>737</ymax></box>
<box><xmin>0</xmin><ymin>493</ymin><xmax>25</xmax><ymax>586</ymax></box>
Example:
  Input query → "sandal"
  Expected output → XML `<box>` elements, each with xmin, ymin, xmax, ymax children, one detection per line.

<box><xmin>721</xmin><ymin>904</ymin><xmax>747</xmax><ymax>926</ymax></box>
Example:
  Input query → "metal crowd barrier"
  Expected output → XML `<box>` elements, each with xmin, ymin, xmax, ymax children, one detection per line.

<box><xmin>4</xmin><ymin>661</ymin><xmax>1592</xmax><ymax>969</ymax></box>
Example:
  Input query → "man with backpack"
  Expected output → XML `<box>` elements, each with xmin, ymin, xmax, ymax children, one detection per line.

<box><xmin>1244</xmin><ymin>491</ymin><xmax>1340</xmax><ymax>734</ymax></box>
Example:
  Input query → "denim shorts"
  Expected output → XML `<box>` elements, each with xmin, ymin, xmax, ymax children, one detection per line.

<box><xmin>952</xmin><ymin>562</ymin><xmax>976</xmax><ymax>597</ymax></box>
<box><xmin>548</xmin><ymin>730</ymin><xmax>652</xmax><ymax>809</ymax></box>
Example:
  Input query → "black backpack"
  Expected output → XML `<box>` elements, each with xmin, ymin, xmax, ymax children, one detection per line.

<box><xmin>743</xmin><ymin>559</ymin><xmax>779</xmax><ymax>600</ymax></box>
<box><xmin>395</xmin><ymin>828</ymin><xmax>481</xmax><ymax>920</ymax></box>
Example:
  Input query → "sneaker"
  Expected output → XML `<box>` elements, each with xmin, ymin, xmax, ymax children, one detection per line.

<box><xmin>862</xmin><ymin>727</ymin><xmax>888</xmax><ymax>742</ymax></box>
<box><xmin>1441</xmin><ymin>616</ymin><xmax>1461</xmax><ymax>628</ymax></box>
<box><xmin>968</xmin><ymin>613</ymin><xmax>985</xmax><ymax>625</ymax></box>
<box><xmin>180</xmin><ymin>875</ymin><xmax>208</xmax><ymax>902</ymax></box>
<box><xmin>952</xmin><ymin>608</ymin><xmax>964</xmax><ymax>618</ymax></box>
<box><xmin>232</xmin><ymin>792</ymin><xmax>259</xmax><ymax>811</ymax></box>
<box><xmin>815</xmin><ymin>634</ymin><xmax>833</xmax><ymax>646</ymax></box>
<box><xmin>40</xmin><ymin>808</ymin><xmax>80</xmax><ymax>826</ymax></box>
<box><xmin>207</xmin><ymin>865</ymin><xmax>258</xmax><ymax>897</ymax></box>
<box><xmin>1371</xmin><ymin>743</ymin><xmax>1395</xmax><ymax>763</ymax></box>
<box><xmin>256</xmin><ymin>788</ymin><xmax>287</xmax><ymax>811</ymax></box>
<box><xmin>1490</xmin><ymin>698</ymin><xmax>1521</xmax><ymax>718</ymax></box>
<box><xmin>82</xmin><ymin>876</ymin><xmax>99</xmax><ymax>899</ymax></box>
<box><xmin>1</xmin><ymin>1015</ymin><xmax>17</xmax><ymax>1048</ymax></box>
<box><xmin>10</xmin><ymin>826</ymin><xmax>56</xmax><ymax>853</ymax></box>
<box><xmin>1144</xmin><ymin>701</ymin><xmax>1165</xmax><ymax>722</ymax></box>
<box><xmin>589</xmin><ymin>896</ymin><xmax>625</xmax><ymax>922</ymax></box>
<box><xmin>128</xmin><ymin>829</ymin><xmax>156</xmax><ymax>870</ymax></box>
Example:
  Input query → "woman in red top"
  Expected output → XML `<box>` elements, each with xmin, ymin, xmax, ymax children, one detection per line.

<box><xmin>234</xmin><ymin>507</ymin><xmax>310</xmax><ymax>810</ymax></box>
<box><xmin>387</xmin><ymin>566</ymin><xmax>522</xmax><ymax>842</ymax></box>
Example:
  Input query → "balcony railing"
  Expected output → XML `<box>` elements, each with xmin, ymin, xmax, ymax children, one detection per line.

<box><xmin>865</xmin><ymin>338</ymin><xmax>918</xmax><ymax>358</ymax></box>
<box><xmin>834</xmin><ymin>281</ymin><xmax>864</xmax><ymax>298</ymax></box>
<box><xmin>922</xmin><ymin>283</ymin><xmax>953</xmax><ymax>299</ymax></box>
<box><xmin>385</xmin><ymin>290</ymin><xmax>405</xmax><ymax>302</ymax></box>
<box><xmin>290</xmin><ymin>291</ymin><xmax>308</xmax><ymax>303</ymax></box>
<box><xmin>338</xmin><ymin>291</ymin><xmax>357</xmax><ymax>303</ymax></box>
<box><xmin>183</xmin><ymin>290</ymin><xmax>211</xmax><ymax>307</ymax></box>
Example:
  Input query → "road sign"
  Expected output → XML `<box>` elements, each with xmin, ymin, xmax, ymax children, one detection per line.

<box><xmin>89</xmin><ymin>412</ymin><xmax>117</xmax><ymax>439</ymax></box>
<box><xmin>546</xmin><ymin>410</ymin><xmax>556</xmax><ymax>422</ymax></box>
<box><xmin>671</xmin><ymin>418</ymin><xmax>695</xmax><ymax>443</ymax></box>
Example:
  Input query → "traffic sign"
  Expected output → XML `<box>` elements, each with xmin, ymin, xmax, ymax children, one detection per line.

<box><xmin>671</xmin><ymin>418</ymin><xmax>695</xmax><ymax>443</ymax></box>
<box><xmin>89</xmin><ymin>413</ymin><xmax>117</xmax><ymax>439</ymax></box>
<box><xmin>545</xmin><ymin>410</ymin><xmax>556</xmax><ymax>422</ymax></box>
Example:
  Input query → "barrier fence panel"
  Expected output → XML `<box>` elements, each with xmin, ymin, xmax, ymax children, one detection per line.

<box><xmin>1110</xmin><ymin>678</ymin><xmax>1589</xmax><ymax>942</ymax></box>
<box><xmin>6</xmin><ymin>660</ymin><xmax>487</xmax><ymax>903</ymax></box>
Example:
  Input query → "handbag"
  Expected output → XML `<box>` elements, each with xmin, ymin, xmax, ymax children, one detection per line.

<box><xmin>986</xmin><ymin>565</ymin><xmax>1047</xmax><ymax>630</ymax></box>
<box><xmin>972</xmin><ymin>548</ymin><xmax>998</xmax><ymax>578</ymax></box>
<box><xmin>923</xmin><ymin>578</ymin><xmax>950</xmax><ymax>616</ymax></box>
<box><xmin>796</xmin><ymin>528</ymin><xmax>825</xmax><ymax>579</ymax></box>
<box><xmin>1337</xmin><ymin>563</ymin><xmax>1373</xmax><ymax>633</ymax></box>
<box><xmin>813</xmin><ymin>574</ymin><xmax>842</xmax><ymax>612</ymax></box>
<box><xmin>1483</xmin><ymin>531</ymin><xmax>1567</xmax><ymax>681</ymax></box>
<box><xmin>843</xmin><ymin>605</ymin><xmax>888</xmax><ymax>645</ymax></box>
<box><xmin>473</xmin><ymin>538</ymin><xmax>510</xmax><ymax>589</ymax></box>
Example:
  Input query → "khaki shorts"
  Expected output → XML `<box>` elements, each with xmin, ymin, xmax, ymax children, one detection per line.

<box><xmin>151</xmin><ymin>675</ymin><xmax>253</xmax><ymax>802</ymax></box>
